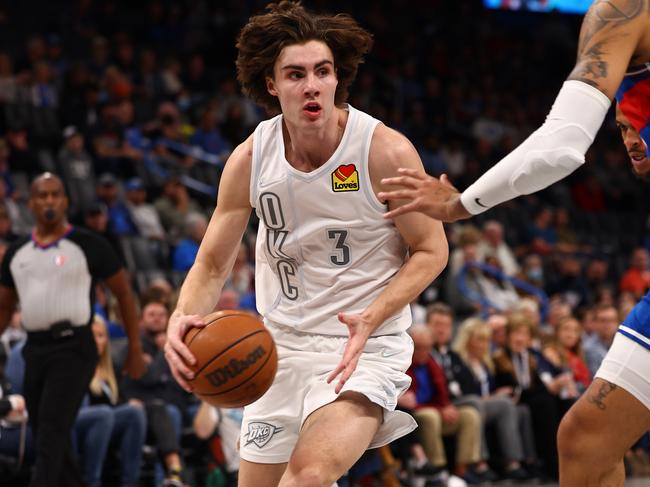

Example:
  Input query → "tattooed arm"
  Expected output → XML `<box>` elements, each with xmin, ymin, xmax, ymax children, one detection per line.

<box><xmin>568</xmin><ymin>0</ymin><xmax>648</xmax><ymax>99</ymax></box>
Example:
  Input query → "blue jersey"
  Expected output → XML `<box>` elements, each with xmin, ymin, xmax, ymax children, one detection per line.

<box><xmin>616</xmin><ymin>64</ymin><xmax>650</xmax><ymax>349</ymax></box>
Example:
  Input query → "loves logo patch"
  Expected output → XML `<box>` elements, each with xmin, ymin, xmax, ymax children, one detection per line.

<box><xmin>331</xmin><ymin>164</ymin><xmax>359</xmax><ymax>192</ymax></box>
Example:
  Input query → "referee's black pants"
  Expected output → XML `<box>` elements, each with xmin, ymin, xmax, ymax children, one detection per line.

<box><xmin>23</xmin><ymin>325</ymin><xmax>98</xmax><ymax>487</ymax></box>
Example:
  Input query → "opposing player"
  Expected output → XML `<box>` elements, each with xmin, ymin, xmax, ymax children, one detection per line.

<box><xmin>379</xmin><ymin>1</ymin><xmax>650</xmax><ymax>485</ymax></box>
<box><xmin>163</xmin><ymin>2</ymin><xmax>448</xmax><ymax>487</ymax></box>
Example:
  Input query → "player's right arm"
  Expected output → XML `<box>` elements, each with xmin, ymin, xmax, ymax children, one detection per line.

<box><xmin>380</xmin><ymin>0</ymin><xmax>648</xmax><ymax>222</ymax></box>
<box><xmin>165</xmin><ymin>135</ymin><xmax>253</xmax><ymax>391</ymax></box>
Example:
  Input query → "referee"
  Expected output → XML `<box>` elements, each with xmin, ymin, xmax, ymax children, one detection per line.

<box><xmin>0</xmin><ymin>173</ymin><xmax>145</xmax><ymax>487</ymax></box>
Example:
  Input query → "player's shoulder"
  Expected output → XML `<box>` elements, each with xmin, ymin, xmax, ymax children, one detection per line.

<box><xmin>224</xmin><ymin>133</ymin><xmax>253</xmax><ymax>173</ymax></box>
<box><xmin>369</xmin><ymin>123</ymin><xmax>420</xmax><ymax>176</ymax></box>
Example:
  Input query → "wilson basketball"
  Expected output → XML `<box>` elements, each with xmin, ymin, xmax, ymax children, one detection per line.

<box><xmin>183</xmin><ymin>310</ymin><xmax>278</xmax><ymax>408</ymax></box>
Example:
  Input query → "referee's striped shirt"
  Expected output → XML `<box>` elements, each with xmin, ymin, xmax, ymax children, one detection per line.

<box><xmin>0</xmin><ymin>225</ymin><xmax>122</xmax><ymax>332</ymax></box>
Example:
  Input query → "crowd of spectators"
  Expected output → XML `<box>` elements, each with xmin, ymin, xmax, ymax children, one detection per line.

<box><xmin>1</xmin><ymin>0</ymin><xmax>650</xmax><ymax>486</ymax></box>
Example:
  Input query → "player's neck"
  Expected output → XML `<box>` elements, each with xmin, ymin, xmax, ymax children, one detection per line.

<box><xmin>282</xmin><ymin>108</ymin><xmax>347</xmax><ymax>171</ymax></box>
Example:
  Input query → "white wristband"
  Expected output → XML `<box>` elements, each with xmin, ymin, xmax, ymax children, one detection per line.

<box><xmin>461</xmin><ymin>80</ymin><xmax>611</xmax><ymax>215</ymax></box>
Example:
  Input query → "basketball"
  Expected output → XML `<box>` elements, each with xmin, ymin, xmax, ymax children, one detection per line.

<box><xmin>183</xmin><ymin>310</ymin><xmax>278</xmax><ymax>408</ymax></box>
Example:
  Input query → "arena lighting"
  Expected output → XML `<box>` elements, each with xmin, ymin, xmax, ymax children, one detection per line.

<box><xmin>483</xmin><ymin>0</ymin><xmax>593</xmax><ymax>14</ymax></box>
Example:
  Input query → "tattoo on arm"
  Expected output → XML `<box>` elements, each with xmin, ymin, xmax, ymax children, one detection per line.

<box><xmin>588</xmin><ymin>381</ymin><xmax>618</xmax><ymax>410</ymax></box>
<box><xmin>568</xmin><ymin>0</ymin><xmax>645</xmax><ymax>87</ymax></box>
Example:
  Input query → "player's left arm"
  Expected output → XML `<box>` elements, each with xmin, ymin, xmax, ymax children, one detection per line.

<box><xmin>328</xmin><ymin>125</ymin><xmax>448</xmax><ymax>392</ymax></box>
<box><xmin>363</xmin><ymin>124</ymin><xmax>449</xmax><ymax>330</ymax></box>
<box><xmin>568</xmin><ymin>0</ymin><xmax>648</xmax><ymax>99</ymax></box>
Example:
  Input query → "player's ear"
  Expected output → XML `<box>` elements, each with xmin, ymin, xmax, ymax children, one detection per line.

<box><xmin>266</xmin><ymin>76</ymin><xmax>278</xmax><ymax>97</ymax></box>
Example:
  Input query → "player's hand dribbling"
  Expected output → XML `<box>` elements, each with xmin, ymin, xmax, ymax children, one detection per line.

<box><xmin>378</xmin><ymin>169</ymin><xmax>471</xmax><ymax>222</ymax></box>
<box><xmin>164</xmin><ymin>312</ymin><xmax>206</xmax><ymax>392</ymax></box>
<box><xmin>327</xmin><ymin>312</ymin><xmax>373</xmax><ymax>394</ymax></box>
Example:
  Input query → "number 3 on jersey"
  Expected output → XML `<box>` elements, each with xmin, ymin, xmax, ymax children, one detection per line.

<box><xmin>327</xmin><ymin>229</ymin><xmax>351</xmax><ymax>266</ymax></box>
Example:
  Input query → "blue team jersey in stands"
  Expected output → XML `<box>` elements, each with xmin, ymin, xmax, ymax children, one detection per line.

<box><xmin>616</xmin><ymin>64</ymin><xmax>650</xmax><ymax>349</ymax></box>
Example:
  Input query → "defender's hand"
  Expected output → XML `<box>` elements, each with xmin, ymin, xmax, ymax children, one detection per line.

<box><xmin>379</xmin><ymin>169</ymin><xmax>471</xmax><ymax>222</ymax></box>
<box><xmin>327</xmin><ymin>312</ymin><xmax>373</xmax><ymax>394</ymax></box>
<box><xmin>164</xmin><ymin>312</ymin><xmax>205</xmax><ymax>392</ymax></box>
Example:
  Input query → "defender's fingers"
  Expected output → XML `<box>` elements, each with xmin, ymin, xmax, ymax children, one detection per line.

<box><xmin>383</xmin><ymin>201</ymin><xmax>419</xmax><ymax>219</ymax></box>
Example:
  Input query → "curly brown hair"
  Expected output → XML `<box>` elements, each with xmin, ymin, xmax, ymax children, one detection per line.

<box><xmin>236</xmin><ymin>1</ymin><xmax>373</xmax><ymax>113</ymax></box>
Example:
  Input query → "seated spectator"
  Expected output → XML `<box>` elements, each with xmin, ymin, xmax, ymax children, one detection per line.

<box><xmin>57</xmin><ymin>125</ymin><xmax>96</xmax><ymax>216</ymax></box>
<box><xmin>487</xmin><ymin>312</ymin><xmax>508</xmax><ymax>352</ymax></box>
<box><xmin>493</xmin><ymin>312</ymin><xmax>568</xmax><ymax>479</ymax></box>
<box><xmin>542</xmin><ymin>316</ymin><xmax>590</xmax><ymax>395</ymax></box>
<box><xmin>154</xmin><ymin>176</ymin><xmax>203</xmax><ymax>243</ymax></box>
<box><xmin>0</xmin><ymin>349</ymin><xmax>28</xmax><ymax>461</ymax></box>
<box><xmin>190</xmin><ymin>107</ymin><xmax>232</xmax><ymax>159</ymax></box>
<box><xmin>75</xmin><ymin>314</ymin><xmax>146</xmax><ymax>487</ymax></box>
<box><xmin>193</xmin><ymin>401</ymin><xmax>243</xmax><ymax>484</ymax></box>
<box><xmin>95</xmin><ymin>173</ymin><xmax>139</xmax><ymax>237</ymax></box>
<box><xmin>82</xmin><ymin>202</ymin><xmax>124</xmax><ymax>262</ymax></box>
<box><xmin>619</xmin><ymin>247</ymin><xmax>650</xmax><ymax>299</ymax></box>
<box><xmin>427</xmin><ymin>304</ymin><xmax>499</xmax><ymax>482</ymax></box>
<box><xmin>124</xmin><ymin>178</ymin><xmax>166</xmax><ymax>240</ymax></box>
<box><xmin>402</xmin><ymin>325</ymin><xmax>482</xmax><ymax>484</ymax></box>
<box><xmin>526</xmin><ymin>207</ymin><xmax>558</xmax><ymax>256</ymax></box>
<box><xmin>477</xmin><ymin>220</ymin><xmax>519</xmax><ymax>277</ymax></box>
<box><xmin>227</xmin><ymin>241</ymin><xmax>254</xmax><ymax>296</ymax></box>
<box><xmin>172</xmin><ymin>212</ymin><xmax>208</xmax><ymax>272</ymax></box>
<box><xmin>583</xmin><ymin>303</ymin><xmax>619</xmax><ymax>377</ymax></box>
<box><xmin>0</xmin><ymin>204</ymin><xmax>18</xmax><ymax>242</ymax></box>
<box><xmin>0</xmin><ymin>178</ymin><xmax>32</xmax><ymax>237</ymax></box>
<box><xmin>118</xmin><ymin>300</ymin><xmax>189</xmax><ymax>487</ymax></box>
<box><xmin>453</xmin><ymin>318</ymin><xmax>533</xmax><ymax>480</ymax></box>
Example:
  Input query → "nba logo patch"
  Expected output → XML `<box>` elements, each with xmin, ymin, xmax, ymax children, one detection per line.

<box><xmin>331</xmin><ymin>164</ymin><xmax>359</xmax><ymax>192</ymax></box>
<box><xmin>54</xmin><ymin>255</ymin><xmax>66</xmax><ymax>266</ymax></box>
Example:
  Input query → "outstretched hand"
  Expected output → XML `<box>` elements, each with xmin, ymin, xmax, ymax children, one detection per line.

<box><xmin>378</xmin><ymin>169</ymin><xmax>471</xmax><ymax>222</ymax></box>
<box><xmin>327</xmin><ymin>312</ymin><xmax>373</xmax><ymax>394</ymax></box>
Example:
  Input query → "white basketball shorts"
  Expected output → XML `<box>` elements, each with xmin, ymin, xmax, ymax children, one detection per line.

<box><xmin>595</xmin><ymin>332</ymin><xmax>650</xmax><ymax>410</ymax></box>
<box><xmin>239</xmin><ymin>321</ymin><xmax>417</xmax><ymax>464</ymax></box>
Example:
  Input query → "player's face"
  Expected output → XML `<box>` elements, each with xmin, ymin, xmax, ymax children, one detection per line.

<box><xmin>28</xmin><ymin>177</ymin><xmax>68</xmax><ymax>225</ymax></box>
<box><xmin>616</xmin><ymin>105</ymin><xmax>650</xmax><ymax>180</ymax></box>
<box><xmin>267</xmin><ymin>40</ymin><xmax>338</xmax><ymax>129</ymax></box>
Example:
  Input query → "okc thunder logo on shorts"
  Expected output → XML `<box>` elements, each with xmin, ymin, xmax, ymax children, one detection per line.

<box><xmin>332</xmin><ymin>163</ymin><xmax>359</xmax><ymax>192</ymax></box>
<box><xmin>244</xmin><ymin>421</ymin><xmax>284</xmax><ymax>448</ymax></box>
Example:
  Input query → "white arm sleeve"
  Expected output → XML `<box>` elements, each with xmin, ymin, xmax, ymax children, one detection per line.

<box><xmin>460</xmin><ymin>80</ymin><xmax>611</xmax><ymax>215</ymax></box>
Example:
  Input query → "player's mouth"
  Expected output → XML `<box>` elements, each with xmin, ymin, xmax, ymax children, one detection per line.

<box><xmin>629</xmin><ymin>152</ymin><xmax>649</xmax><ymax>168</ymax></box>
<box><xmin>303</xmin><ymin>102</ymin><xmax>322</xmax><ymax>119</ymax></box>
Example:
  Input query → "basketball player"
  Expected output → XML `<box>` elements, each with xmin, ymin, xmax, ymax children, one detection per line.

<box><xmin>163</xmin><ymin>3</ymin><xmax>448</xmax><ymax>487</ymax></box>
<box><xmin>378</xmin><ymin>1</ymin><xmax>650</xmax><ymax>485</ymax></box>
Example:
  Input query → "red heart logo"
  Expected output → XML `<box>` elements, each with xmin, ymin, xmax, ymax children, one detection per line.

<box><xmin>337</xmin><ymin>164</ymin><xmax>356</xmax><ymax>179</ymax></box>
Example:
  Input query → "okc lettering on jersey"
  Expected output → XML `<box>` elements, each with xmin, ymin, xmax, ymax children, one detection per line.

<box><xmin>205</xmin><ymin>345</ymin><xmax>266</xmax><ymax>388</ymax></box>
<box><xmin>332</xmin><ymin>163</ymin><xmax>359</xmax><ymax>192</ymax></box>
<box><xmin>258</xmin><ymin>191</ymin><xmax>299</xmax><ymax>300</ymax></box>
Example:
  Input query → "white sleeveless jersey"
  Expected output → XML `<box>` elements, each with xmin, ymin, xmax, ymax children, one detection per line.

<box><xmin>250</xmin><ymin>105</ymin><xmax>411</xmax><ymax>336</ymax></box>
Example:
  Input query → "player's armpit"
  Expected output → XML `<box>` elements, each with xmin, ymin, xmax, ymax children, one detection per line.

<box><xmin>567</xmin><ymin>0</ymin><xmax>647</xmax><ymax>98</ymax></box>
